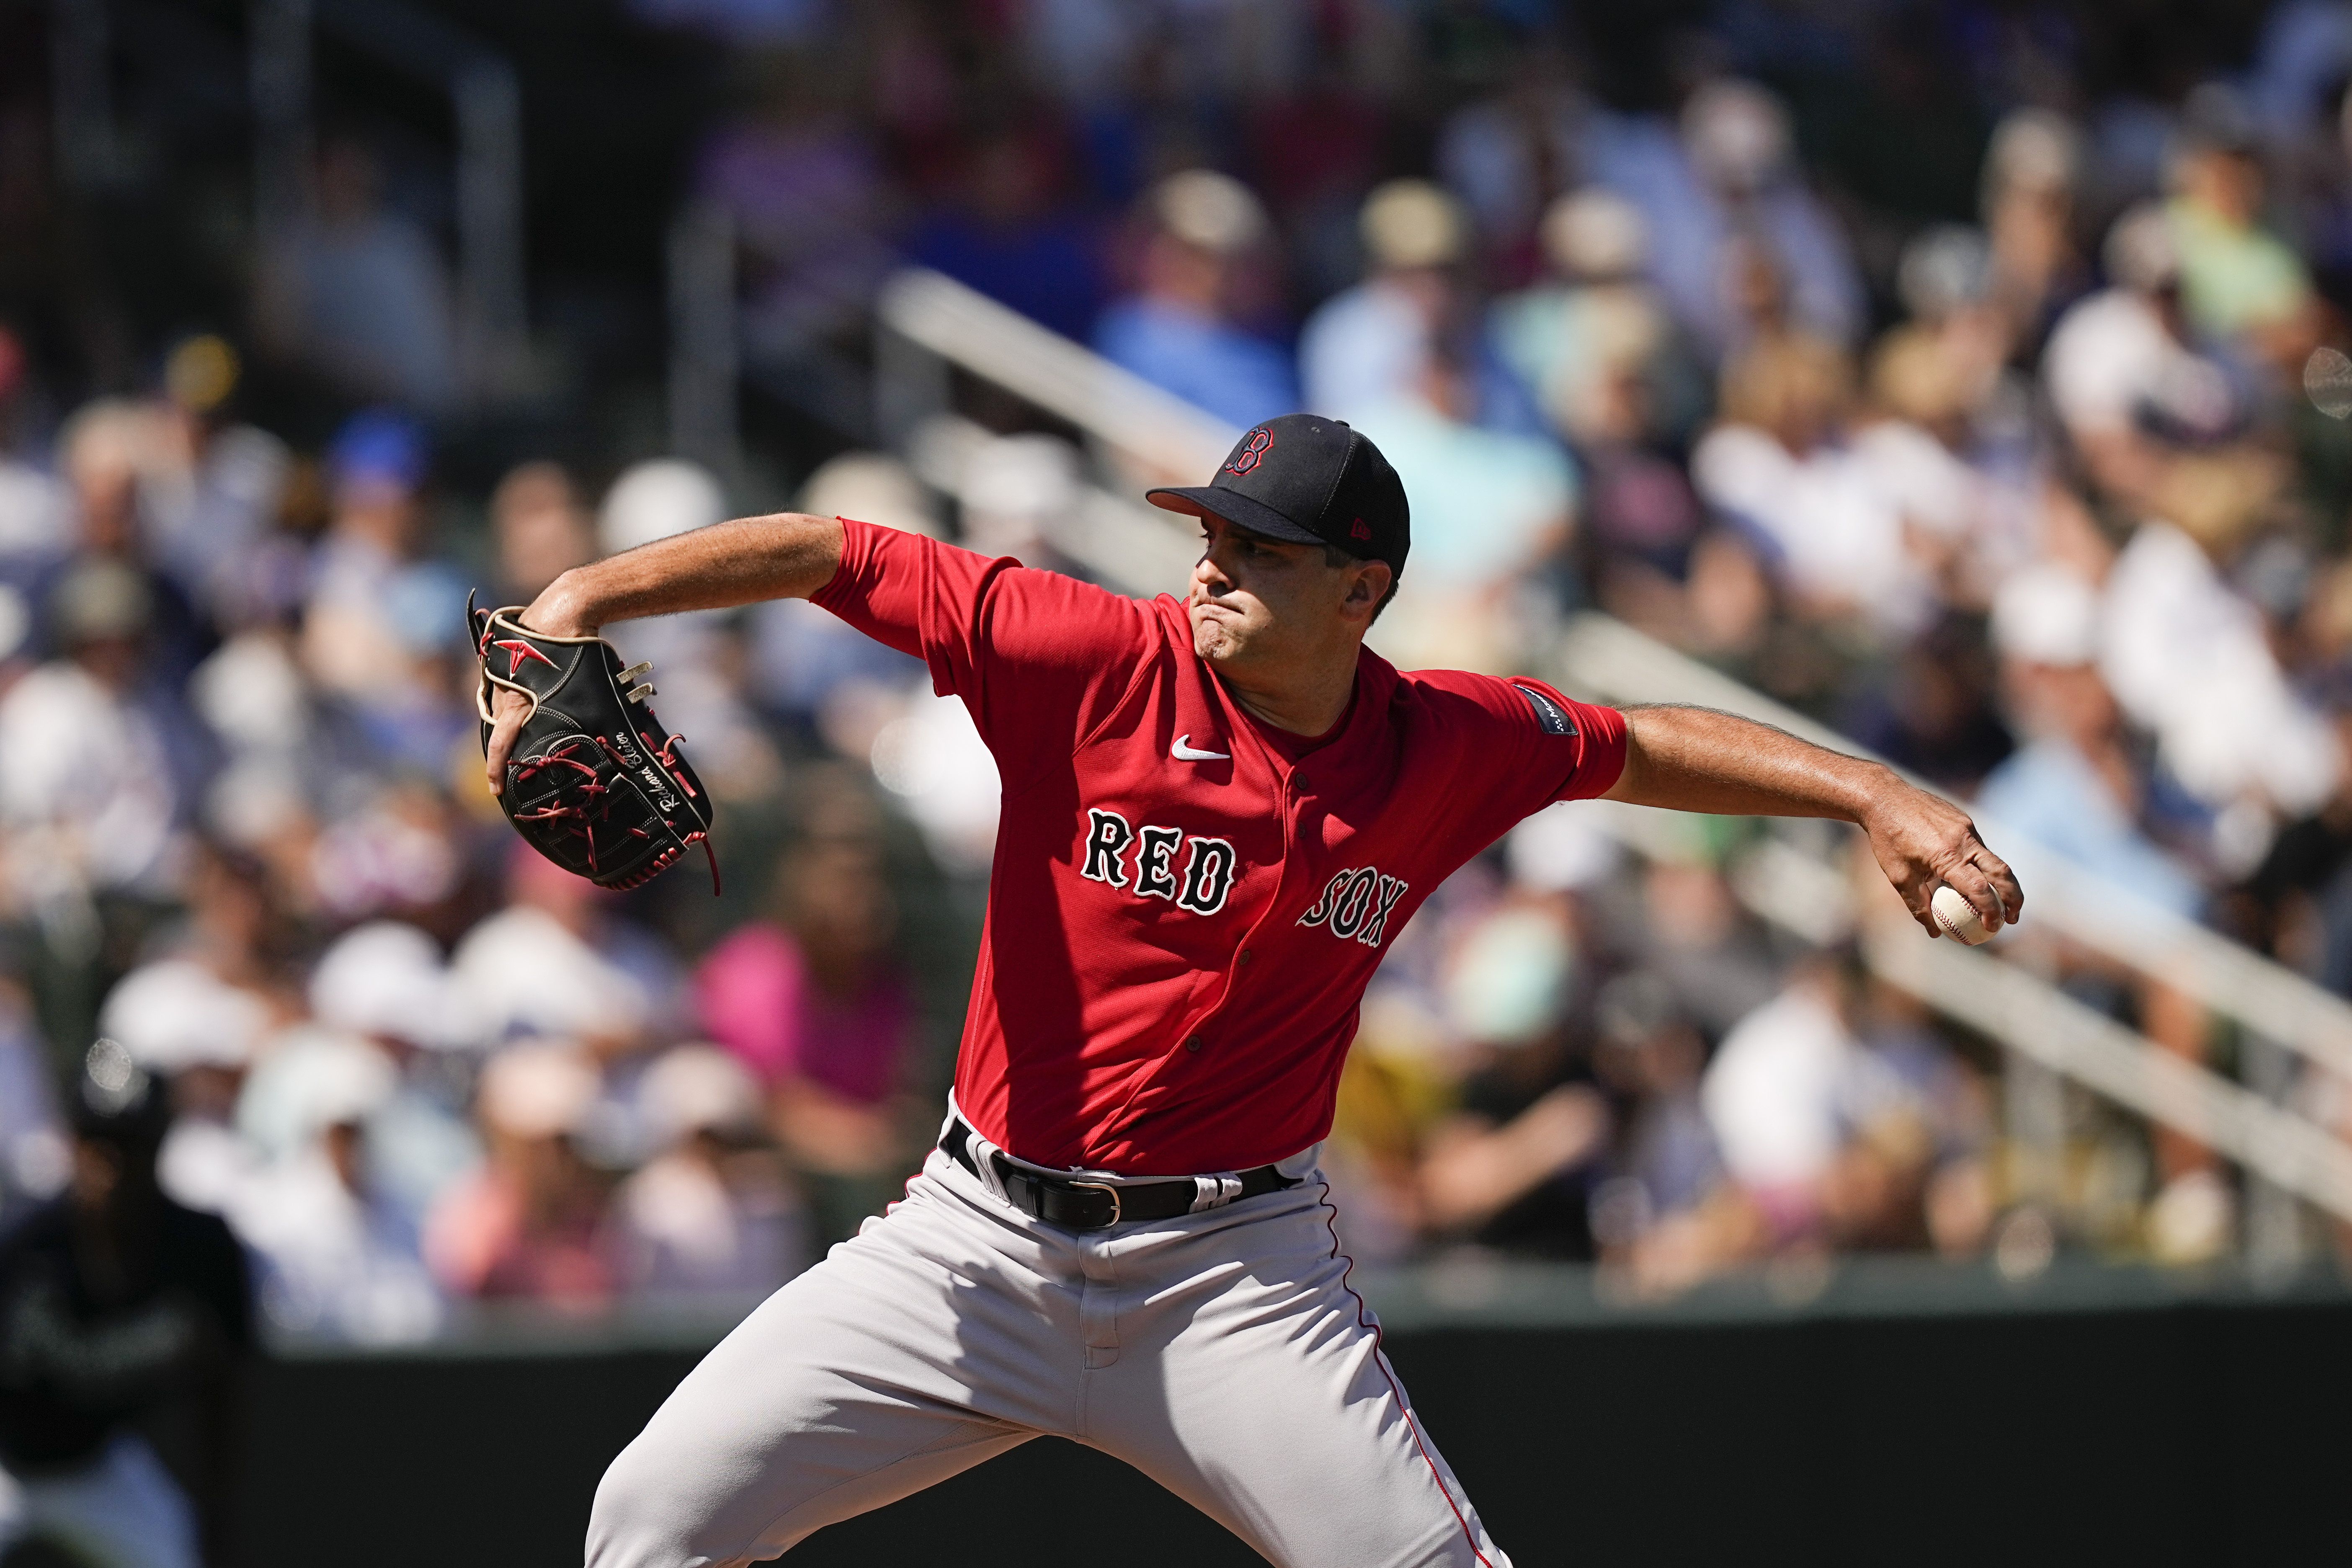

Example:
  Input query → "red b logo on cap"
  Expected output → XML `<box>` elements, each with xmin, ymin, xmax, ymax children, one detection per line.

<box><xmin>1225</xmin><ymin>427</ymin><xmax>1273</xmax><ymax>475</ymax></box>
<box><xmin>1350</xmin><ymin>517</ymin><xmax>1372</xmax><ymax>542</ymax></box>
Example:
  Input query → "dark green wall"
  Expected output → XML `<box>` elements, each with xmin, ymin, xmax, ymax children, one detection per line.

<box><xmin>235</xmin><ymin>1297</ymin><xmax>2352</xmax><ymax>1567</ymax></box>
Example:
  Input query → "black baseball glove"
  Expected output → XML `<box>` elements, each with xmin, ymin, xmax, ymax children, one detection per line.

<box><xmin>470</xmin><ymin>593</ymin><xmax>718</xmax><ymax>892</ymax></box>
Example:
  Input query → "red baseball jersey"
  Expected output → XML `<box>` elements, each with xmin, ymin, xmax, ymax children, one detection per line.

<box><xmin>814</xmin><ymin>518</ymin><xmax>1627</xmax><ymax>1173</ymax></box>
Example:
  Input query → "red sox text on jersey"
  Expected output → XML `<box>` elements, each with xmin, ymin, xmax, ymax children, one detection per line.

<box><xmin>1079</xmin><ymin>809</ymin><xmax>1241</xmax><ymax>916</ymax></box>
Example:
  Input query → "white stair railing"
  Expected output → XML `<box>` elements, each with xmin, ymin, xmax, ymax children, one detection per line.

<box><xmin>1552</xmin><ymin>613</ymin><xmax>2352</xmax><ymax>1086</ymax></box>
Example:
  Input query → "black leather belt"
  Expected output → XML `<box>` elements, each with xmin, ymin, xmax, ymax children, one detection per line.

<box><xmin>941</xmin><ymin>1119</ymin><xmax>1293</xmax><ymax>1231</ymax></box>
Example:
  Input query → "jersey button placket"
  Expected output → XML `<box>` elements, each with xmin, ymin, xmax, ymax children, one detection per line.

<box><xmin>1183</xmin><ymin>1035</ymin><xmax>1202</xmax><ymax>1053</ymax></box>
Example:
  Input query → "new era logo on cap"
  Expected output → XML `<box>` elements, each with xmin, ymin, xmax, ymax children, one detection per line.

<box><xmin>1145</xmin><ymin>414</ymin><xmax>1410</xmax><ymax>580</ymax></box>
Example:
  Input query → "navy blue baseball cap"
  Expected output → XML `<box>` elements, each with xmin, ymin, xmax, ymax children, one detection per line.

<box><xmin>1148</xmin><ymin>414</ymin><xmax>1410</xmax><ymax>580</ymax></box>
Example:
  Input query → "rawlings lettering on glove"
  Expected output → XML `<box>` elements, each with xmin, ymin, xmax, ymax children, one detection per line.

<box><xmin>471</xmin><ymin>593</ymin><xmax>718</xmax><ymax>892</ymax></box>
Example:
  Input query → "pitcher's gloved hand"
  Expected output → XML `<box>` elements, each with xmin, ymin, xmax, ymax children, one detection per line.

<box><xmin>470</xmin><ymin>593</ymin><xmax>718</xmax><ymax>893</ymax></box>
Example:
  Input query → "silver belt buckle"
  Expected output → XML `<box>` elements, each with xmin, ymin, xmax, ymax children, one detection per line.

<box><xmin>1068</xmin><ymin>1179</ymin><xmax>1122</xmax><ymax>1227</ymax></box>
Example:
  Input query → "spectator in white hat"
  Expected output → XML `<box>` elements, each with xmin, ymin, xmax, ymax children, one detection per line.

<box><xmin>1974</xmin><ymin>563</ymin><xmax>2200</xmax><ymax>916</ymax></box>
<box><xmin>2042</xmin><ymin>203</ymin><xmax>2242</xmax><ymax>508</ymax></box>
<box><xmin>97</xmin><ymin>957</ymin><xmax>272</xmax><ymax>1218</ymax></box>
<box><xmin>307</xmin><ymin>918</ymin><xmax>472</xmax><ymax>1054</ymax></box>
<box><xmin>228</xmin><ymin>1034</ymin><xmax>444</xmax><ymax>1344</ymax></box>
<box><xmin>2098</xmin><ymin>513</ymin><xmax>2341</xmax><ymax>863</ymax></box>
<box><xmin>615</xmin><ymin>1045</ymin><xmax>808</xmax><ymax>1301</ymax></box>
<box><xmin>238</xmin><ymin>921</ymin><xmax>482</xmax><ymax>1229</ymax></box>
<box><xmin>746</xmin><ymin>451</ymin><xmax>936</xmax><ymax>734</ymax></box>
<box><xmin>449</xmin><ymin>843</ymin><xmax>681</xmax><ymax>1057</ymax></box>
<box><xmin>1587</xmin><ymin>78</ymin><xmax>1863</xmax><ymax>360</ymax></box>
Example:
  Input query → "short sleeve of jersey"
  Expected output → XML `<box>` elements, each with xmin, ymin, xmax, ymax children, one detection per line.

<box><xmin>1410</xmin><ymin>669</ymin><xmax>1627</xmax><ymax>833</ymax></box>
<box><xmin>812</xmin><ymin>518</ymin><xmax>1158</xmax><ymax>779</ymax></box>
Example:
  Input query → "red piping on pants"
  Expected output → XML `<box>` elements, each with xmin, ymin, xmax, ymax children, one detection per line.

<box><xmin>1315</xmin><ymin>1181</ymin><xmax>1498</xmax><ymax>1568</ymax></box>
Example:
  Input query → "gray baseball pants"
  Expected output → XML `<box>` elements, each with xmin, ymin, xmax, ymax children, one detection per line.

<box><xmin>585</xmin><ymin>1133</ymin><xmax>1512</xmax><ymax>1568</ymax></box>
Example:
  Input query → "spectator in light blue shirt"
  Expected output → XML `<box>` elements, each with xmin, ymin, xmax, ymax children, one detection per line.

<box><xmin>1092</xmin><ymin>171</ymin><xmax>1297</xmax><ymax>429</ymax></box>
<box><xmin>1302</xmin><ymin>179</ymin><xmax>1544</xmax><ymax>435</ymax></box>
<box><xmin>1300</xmin><ymin>181</ymin><xmax>1466</xmax><ymax>421</ymax></box>
<box><xmin>1973</xmin><ymin>567</ymin><xmax>2205</xmax><ymax>921</ymax></box>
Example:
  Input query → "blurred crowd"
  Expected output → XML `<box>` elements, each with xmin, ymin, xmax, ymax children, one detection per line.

<box><xmin>0</xmin><ymin>351</ymin><xmax>984</xmax><ymax>1348</ymax></box>
<box><xmin>8</xmin><ymin>0</ymin><xmax>2352</xmax><ymax>1400</ymax></box>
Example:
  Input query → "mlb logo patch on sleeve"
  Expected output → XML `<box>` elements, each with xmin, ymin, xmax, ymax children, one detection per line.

<box><xmin>1514</xmin><ymin>682</ymin><xmax>1578</xmax><ymax>738</ymax></box>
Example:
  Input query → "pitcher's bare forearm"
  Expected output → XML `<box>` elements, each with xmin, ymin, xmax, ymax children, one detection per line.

<box><xmin>1601</xmin><ymin>703</ymin><xmax>1889</xmax><ymax>822</ymax></box>
<box><xmin>484</xmin><ymin>512</ymin><xmax>841</xmax><ymax>792</ymax></box>
<box><xmin>1600</xmin><ymin>704</ymin><xmax>2023</xmax><ymax>937</ymax></box>
<box><xmin>523</xmin><ymin>512</ymin><xmax>845</xmax><ymax>636</ymax></box>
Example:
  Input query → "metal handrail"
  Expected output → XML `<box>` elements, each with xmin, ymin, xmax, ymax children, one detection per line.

<box><xmin>876</xmin><ymin>270</ymin><xmax>1233</xmax><ymax>478</ymax></box>
<box><xmin>1718</xmin><ymin>831</ymin><xmax>2352</xmax><ymax>1222</ymax></box>
<box><xmin>901</xmin><ymin>412</ymin><xmax>1202</xmax><ymax>591</ymax></box>
<box><xmin>1551</xmin><ymin>614</ymin><xmax>2352</xmax><ymax>1086</ymax></box>
<box><xmin>1583</xmin><ymin>793</ymin><xmax>2352</xmax><ymax>1223</ymax></box>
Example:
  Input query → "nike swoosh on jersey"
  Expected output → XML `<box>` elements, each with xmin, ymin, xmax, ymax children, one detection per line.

<box><xmin>1170</xmin><ymin>734</ymin><xmax>1230</xmax><ymax>761</ymax></box>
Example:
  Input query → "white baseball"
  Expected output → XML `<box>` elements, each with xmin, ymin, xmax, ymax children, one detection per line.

<box><xmin>1931</xmin><ymin>883</ymin><xmax>2002</xmax><ymax>945</ymax></box>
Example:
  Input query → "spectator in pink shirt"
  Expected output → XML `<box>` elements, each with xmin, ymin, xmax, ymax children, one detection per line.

<box><xmin>695</xmin><ymin>836</ymin><xmax>919</xmax><ymax>1240</ymax></box>
<box><xmin>425</xmin><ymin>1043</ymin><xmax>614</xmax><ymax>1310</ymax></box>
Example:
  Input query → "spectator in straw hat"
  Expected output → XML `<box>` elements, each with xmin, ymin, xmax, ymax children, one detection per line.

<box><xmin>425</xmin><ymin>1042</ymin><xmax>616</xmax><ymax>1308</ymax></box>
<box><xmin>34</xmin><ymin>400</ymin><xmax>215</xmax><ymax>684</ymax></box>
<box><xmin>1093</xmin><ymin>170</ymin><xmax>1297</xmax><ymax>428</ymax></box>
<box><xmin>138</xmin><ymin>334</ymin><xmax>291</xmax><ymax>629</ymax></box>
<box><xmin>1491</xmin><ymin>187</ymin><xmax>1708</xmax><ymax>449</ymax></box>
<box><xmin>1979</xmin><ymin>108</ymin><xmax>2090</xmax><ymax>355</ymax></box>
<box><xmin>1300</xmin><ymin>180</ymin><xmax>1474</xmax><ymax>422</ymax></box>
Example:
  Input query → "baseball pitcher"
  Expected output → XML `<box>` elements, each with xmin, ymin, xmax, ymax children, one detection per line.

<box><xmin>482</xmin><ymin>414</ymin><xmax>2021</xmax><ymax>1568</ymax></box>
